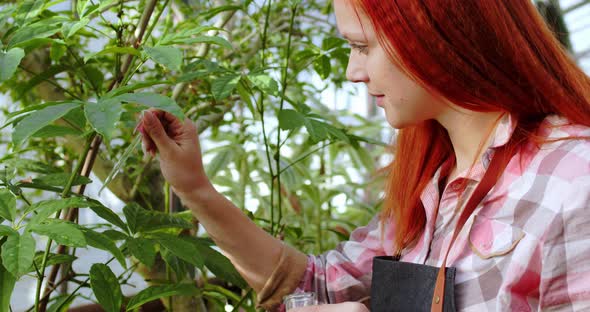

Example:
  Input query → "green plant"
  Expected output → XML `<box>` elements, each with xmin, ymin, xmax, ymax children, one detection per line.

<box><xmin>0</xmin><ymin>0</ymin><xmax>386</xmax><ymax>311</ymax></box>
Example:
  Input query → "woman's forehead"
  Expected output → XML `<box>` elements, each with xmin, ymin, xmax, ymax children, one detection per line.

<box><xmin>333</xmin><ymin>0</ymin><xmax>370</xmax><ymax>42</ymax></box>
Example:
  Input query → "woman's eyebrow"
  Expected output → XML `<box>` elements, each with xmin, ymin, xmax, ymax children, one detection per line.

<box><xmin>340</xmin><ymin>31</ymin><xmax>366</xmax><ymax>42</ymax></box>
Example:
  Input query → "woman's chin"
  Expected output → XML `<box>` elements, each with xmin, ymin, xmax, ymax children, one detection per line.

<box><xmin>386</xmin><ymin>117</ymin><xmax>410</xmax><ymax>129</ymax></box>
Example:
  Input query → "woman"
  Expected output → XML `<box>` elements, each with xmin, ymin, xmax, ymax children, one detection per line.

<box><xmin>138</xmin><ymin>0</ymin><xmax>590</xmax><ymax>311</ymax></box>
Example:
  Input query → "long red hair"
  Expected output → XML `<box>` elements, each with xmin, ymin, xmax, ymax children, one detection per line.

<box><xmin>352</xmin><ymin>0</ymin><xmax>590</xmax><ymax>253</ymax></box>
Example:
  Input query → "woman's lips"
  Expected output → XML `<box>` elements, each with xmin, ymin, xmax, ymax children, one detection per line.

<box><xmin>375</xmin><ymin>95</ymin><xmax>384</xmax><ymax>107</ymax></box>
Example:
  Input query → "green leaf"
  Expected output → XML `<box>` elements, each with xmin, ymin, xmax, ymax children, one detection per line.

<box><xmin>62</xmin><ymin>17</ymin><xmax>90</xmax><ymax>39</ymax></box>
<box><xmin>1</xmin><ymin>231</ymin><xmax>35</xmax><ymax>276</ymax></box>
<box><xmin>81</xmin><ymin>228</ymin><xmax>126</xmax><ymax>268</ymax></box>
<box><xmin>102</xmin><ymin>230</ymin><xmax>128</xmax><ymax>241</ymax></box>
<box><xmin>26</xmin><ymin>197</ymin><xmax>91</xmax><ymax>224</ymax></box>
<box><xmin>123</xmin><ymin>202</ymin><xmax>193</xmax><ymax>234</ymax></box>
<box><xmin>105</xmin><ymin>80</ymin><xmax>174</xmax><ymax>98</ymax></box>
<box><xmin>153</xmin><ymin>234</ymin><xmax>205</xmax><ymax>268</ymax></box>
<box><xmin>237</xmin><ymin>80</ymin><xmax>255</xmax><ymax>115</ymax></box>
<box><xmin>84</xmin><ymin>47</ymin><xmax>141</xmax><ymax>63</ymax></box>
<box><xmin>62</xmin><ymin>106</ymin><xmax>87</xmax><ymax>130</ymax></box>
<box><xmin>31</xmin><ymin>252</ymin><xmax>76</xmax><ymax>273</ymax></box>
<box><xmin>15</xmin><ymin>0</ymin><xmax>45</xmax><ymax>22</ymax></box>
<box><xmin>76</xmin><ymin>0</ymin><xmax>90</xmax><ymax>17</ymax></box>
<box><xmin>115</xmin><ymin>93</ymin><xmax>184</xmax><ymax>120</ymax></box>
<box><xmin>84</xmin><ymin>98</ymin><xmax>123</xmax><ymax>140</ymax></box>
<box><xmin>32</xmin><ymin>173</ymin><xmax>92</xmax><ymax>187</ymax></box>
<box><xmin>248</xmin><ymin>73</ymin><xmax>279</xmax><ymax>96</ymax></box>
<box><xmin>278</xmin><ymin>109</ymin><xmax>305</xmax><ymax>131</ymax></box>
<box><xmin>127</xmin><ymin>237</ymin><xmax>155</xmax><ymax>267</ymax></box>
<box><xmin>46</xmin><ymin>294</ymin><xmax>75</xmax><ymax>312</ymax></box>
<box><xmin>211</xmin><ymin>74</ymin><xmax>241</xmax><ymax>100</ymax></box>
<box><xmin>348</xmin><ymin>145</ymin><xmax>375</xmax><ymax>172</ymax></box>
<box><xmin>303</xmin><ymin>119</ymin><xmax>329</xmax><ymax>143</ymax></box>
<box><xmin>294</xmin><ymin>49</ymin><xmax>319</xmax><ymax>69</ymax></box>
<box><xmin>31</xmin><ymin>125</ymin><xmax>82</xmax><ymax>139</ymax></box>
<box><xmin>189</xmin><ymin>238</ymin><xmax>247</xmax><ymax>289</ymax></box>
<box><xmin>0</xmin><ymin>226</ymin><xmax>17</xmax><ymax>238</ymax></box>
<box><xmin>2</xmin><ymin>158</ymin><xmax>61</xmax><ymax>174</ymax></box>
<box><xmin>90</xmin><ymin>264</ymin><xmax>123</xmax><ymax>312</ymax></box>
<box><xmin>0</xmin><ymin>48</ymin><xmax>25</xmax><ymax>82</ymax></box>
<box><xmin>86</xmin><ymin>199</ymin><xmax>127</xmax><ymax>231</ymax></box>
<box><xmin>0</xmin><ymin>190</ymin><xmax>16</xmax><ymax>222</ymax></box>
<box><xmin>323</xmin><ymin>123</ymin><xmax>350</xmax><ymax>144</ymax></box>
<box><xmin>126</xmin><ymin>284</ymin><xmax>200</xmax><ymax>311</ymax></box>
<box><xmin>8</xmin><ymin>22</ymin><xmax>61</xmax><ymax>48</ymax></box>
<box><xmin>12</xmin><ymin>102</ymin><xmax>82</xmax><ymax>146</ymax></box>
<box><xmin>0</xmin><ymin>238</ymin><xmax>16</xmax><ymax>312</ymax></box>
<box><xmin>322</xmin><ymin>36</ymin><xmax>347</xmax><ymax>51</ymax></box>
<box><xmin>82</xmin><ymin>64</ymin><xmax>104</xmax><ymax>94</ymax></box>
<box><xmin>173</xmin><ymin>35</ymin><xmax>233</xmax><ymax>50</ymax></box>
<box><xmin>144</xmin><ymin>46</ymin><xmax>183</xmax><ymax>71</ymax></box>
<box><xmin>198</xmin><ymin>5</ymin><xmax>241</xmax><ymax>20</ymax></box>
<box><xmin>159</xmin><ymin>247</ymin><xmax>189</xmax><ymax>281</ymax></box>
<box><xmin>313</xmin><ymin>54</ymin><xmax>331</xmax><ymax>79</ymax></box>
<box><xmin>16</xmin><ymin>65</ymin><xmax>66</xmax><ymax>98</ymax></box>
<box><xmin>30</xmin><ymin>220</ymin><xmax>87</xmax><ymax>247</ymax></box>
<box><xmin>122</xmin><ymin>203</ymin><xmax>143</xmax><ymax>234</ymax></box>
<box><xmin>205</xmin><ymin>148</ymin><xmax>234</xmax><ymax>179</ymax></box>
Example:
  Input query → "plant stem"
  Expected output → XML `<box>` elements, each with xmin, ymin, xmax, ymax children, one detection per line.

<box><xmin>279</xmin><ymin>142</ymin><xmax>335</xmax><ymax>175</ymax></box>
<box><xmin>37</xmin><ymin>0</ymin><xmax>159</xmax><ymax>308</ymax></box>
<box><xmin>144</xmin><ymin>0</ymin><xmax>171</xmax><ymax>45</ymax></box>
<box><xmin>259</xmin><ymin>0</ymin><xmax>276</xmax><ymax>234</ymax></box>
<box><xmin>50</xmin><ymin>256</ymin><xmax>118</xmax><ymax>312</ymax></box>
<box><xmin>109</xmin><ymin>0</ymin><xmax>158</xmax><ymax>90</ymax></box>
<box><xmin>61</xmin><ymin>133</ymin><xmax>96</xmax><ymax>198</ymax></box>
<box><xmin>17</xmin><ymin>65</ymin><xmax>83</xmax><ymax>101</ymax></box>
<box><xmin>35</xmin><ymin>133</ymin><xmax>95</xmax><ymax>312</ymax></box>
<box><xmin>274</xmin><ymin>4</ymin><xmax>298</xmax><ymax>234</ymax></box>
<box><xmin>230</xmin><ymin>288</ymin><xmax>253</xmax><ymax>312</ymax></box>
<box><xmin>129</xmin><ymin>156</ymin><xmax>154</xmax><ymax>199</ymax></box>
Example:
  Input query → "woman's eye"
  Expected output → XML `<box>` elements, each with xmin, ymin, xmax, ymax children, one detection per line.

<box><xmin>350</xmin><ymin>44</ymin><xmax>368</xmax><ymax>54</ymax></box>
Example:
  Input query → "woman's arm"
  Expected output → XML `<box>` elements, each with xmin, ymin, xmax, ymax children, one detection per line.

<box><xmin>539</xmin><ymin>177</ymin><xmax>590</xmax><ymax>310</ymax></box>
<box><xmin>138</xmin><ymin>110</ymin><xmax>308</xmax><ymax>293</ymax></box>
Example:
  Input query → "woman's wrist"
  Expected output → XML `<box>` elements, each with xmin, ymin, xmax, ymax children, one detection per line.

<box><xmin>173</xmin><ymin>182</ymin><xmax>217</xmax><ymax>209</ymax></box>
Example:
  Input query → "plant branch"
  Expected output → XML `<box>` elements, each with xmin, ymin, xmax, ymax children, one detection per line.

<box><xmin>35</xmin><ymin>133</ymin><xmax>96</xmax><ymax>312</ymax></box>
<box><xmin>171</xmin><ymin>8</ymin><xmax>237</xmax><ymax>100</ymax></box>
<box><xmin>37</xmin><ymin>1</ymin><xmax>160</xmax><ymax>309</ymax></box>
<box><xmin>279</xmin><ymin>141</ymin><xmax>336</xmax><ymax>176</ymax></box>
<box><xmin>259</xmin><ymin>0</ymin><xmax>276</xmax><ymax>234</ymax></box>
<box><xmin>274</xmin><ymin>4</ymin><xmax>298</xmax><ymax>234</ymax></box>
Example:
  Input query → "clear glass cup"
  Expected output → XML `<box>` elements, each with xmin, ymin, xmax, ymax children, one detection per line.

<box><xmin>283</xmin><ymin>292</ymin><xmax>317</xmax><ymax>310</ymax></box>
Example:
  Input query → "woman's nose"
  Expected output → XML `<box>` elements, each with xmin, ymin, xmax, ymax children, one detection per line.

<box><xmin>346</xmin><ymin>55</ymin><xmax>369</xmax><ymax>83</ymax></box>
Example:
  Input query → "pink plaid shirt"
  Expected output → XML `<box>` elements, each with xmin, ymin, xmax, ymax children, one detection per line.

<box><xmin>294</xmin><ymin>114</ymin><xmax>590</xmax><ymax>311</ymax></box>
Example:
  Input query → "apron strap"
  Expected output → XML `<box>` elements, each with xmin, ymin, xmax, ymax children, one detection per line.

<box><xmin>430</xmin><ymin>141</ymin><xmax>515</xmax><ymax>312</ymax></box>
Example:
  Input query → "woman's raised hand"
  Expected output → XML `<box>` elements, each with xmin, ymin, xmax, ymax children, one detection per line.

<box><xmin>136</xmin><ymin>109</ymin><xmax>212</xmax><ymax>196</ymax></box>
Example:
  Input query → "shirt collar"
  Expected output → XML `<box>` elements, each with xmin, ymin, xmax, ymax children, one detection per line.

<box><xmin>444</xmin><ymin>113</ymin><xmax>518</xmax><ymax>183</ymax></box>
<box><xmin>487</xmin><ymin>113</ymin><xmax>518</xmax><ymax>149</ymax></box>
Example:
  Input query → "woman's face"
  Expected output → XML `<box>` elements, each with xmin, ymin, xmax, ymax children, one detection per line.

<box><xmin>333</xmin><ymin>0</ymin><xmax>447</xmax><ymax>129</ymax></box>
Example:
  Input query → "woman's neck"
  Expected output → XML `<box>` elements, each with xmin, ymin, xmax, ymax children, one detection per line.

<box><xmin>436</xmin><ymin>107</ymin><xmax>504</xmax><ymax>180</ymax></box>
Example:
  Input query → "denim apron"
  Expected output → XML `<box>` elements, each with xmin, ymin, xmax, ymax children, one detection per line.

<box><xmin>371</xmin><ymin>257</ymin><xmax>457</xmax><ymax>311</ymax></box>
<box><xmin>369</xmin><ymin>141</ymin><xmax>515</xmax><ymax>312</ymax></box>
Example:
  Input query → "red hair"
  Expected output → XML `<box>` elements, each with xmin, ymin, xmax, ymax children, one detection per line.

<box><xmin>352</xmin><ymin>0</ymin><xmax>590</xmax><ymax>253</ymax></box>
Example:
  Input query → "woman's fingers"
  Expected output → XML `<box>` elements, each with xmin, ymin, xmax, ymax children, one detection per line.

<box><xmin>140</xmin><ymin>110</ymin><xmax>177</xmax><ymax>155</ymax></box>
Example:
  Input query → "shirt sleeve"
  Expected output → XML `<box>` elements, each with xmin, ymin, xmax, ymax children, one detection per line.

<box><xmin>540</xmin><ymin>176</ymin><xmax>590</xmax><ymax>310</ymax></box>
<box><xmin>292</xmin><ymin>214</ymin><xmax>388</xmax><ymax>305</ymax></box>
